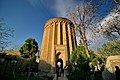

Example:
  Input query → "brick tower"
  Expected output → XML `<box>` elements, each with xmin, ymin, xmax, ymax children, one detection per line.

<box><xmin>39</xmin><ymin>17</ymin><xmax>77</xmax><ymax>73</ymax></box>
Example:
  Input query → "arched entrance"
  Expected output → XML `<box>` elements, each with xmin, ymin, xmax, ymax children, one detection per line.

<box><xmin>56</xmin><ymin>58</ymin><xmax>64</xmax><ymax>77</ymax></box>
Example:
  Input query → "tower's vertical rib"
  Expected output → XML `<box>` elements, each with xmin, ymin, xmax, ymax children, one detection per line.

<box><xmin>60</xmin><ymin>23</ymin><xmax>63</xmax><ymax>44</ymax></box>
<box><xmin>63</xmin><ymin>22</ymin><xmax>68</xmax><ymax>63</ymax></box>
<box><xmin>51</xmin><ymin>23</ymin><xmax>55</xmax><ymax>66</ymax></box>
<box><xmin>46</xmin><ymin>27</ymin><xmax>50</xmax><ymax>60</ymax></box>
<box><xmin>63</xmin><ymin>22</ymin><xmax>67</xmax><ymax>45</ymax></box>
<box><xmin>57</xmin><ymin>22</ymin><xmax>61</xmax><ymax>45</ymax></box>
<box><xmin>68</xmin><ymin>23</ymin><xmax>73</xmax><ymax>55</ymax></box>
<box><xmin>51</xmin><ymin>23</ymin><xmax>56</xmax><ymax>73</ymax></box>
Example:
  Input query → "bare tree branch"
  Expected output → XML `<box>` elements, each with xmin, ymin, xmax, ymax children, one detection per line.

<box><xmin>0</xmin><ymin>18</ymin><xmax>14</xmax><ymax>50</ymax></box>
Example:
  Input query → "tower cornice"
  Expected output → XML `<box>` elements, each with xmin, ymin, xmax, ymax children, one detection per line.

<box><xmin>44</xmin><ymin>17</ymin><xmax>73</xmax><ymax>28</ymax></box>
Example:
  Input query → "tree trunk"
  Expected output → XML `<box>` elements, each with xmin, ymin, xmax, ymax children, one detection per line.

<box><xmin>27</xmin><ymin>56</ymin><xmax>31</xmax><ymax>80</ymax></box>
<box><xmin>84</xmin><ymin>43</ymin><xmax>90</xmax><ymax>58</ymax></box>
<box><xmin>78</xmin><ymin>28</ymin><xmax>90</xmax><ymax>58</ymax></box>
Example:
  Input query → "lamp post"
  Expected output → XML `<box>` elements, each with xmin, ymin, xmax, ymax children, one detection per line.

<box><xmin>0</xmin><ymin>54</ymin><xmax>5</xmax><ymax>77</ymax></box>
<box><xmin>0</xmin><ymin>57</ymin><xmax>5</xmax><ymax>63</ymax></box>
<box><xmin>35</xmin><ymin>50</ymin><xmax>40</xmax><ymax>73</ymax></box>
<box><xmin>1</xmin><ymin>54</ymin><xmax>9</xmax><ymax>78</ymax></box>
<box><xmin>36</xmin><ymin>57</ymin><xmax>39</xmax><ymax>73</ymax></box>
<box><xmin>0</xmin><ymin>54</ymin><xmax>5</xmax><ymax>63</ymax></box>
<box><xmin>11</xmin><ymin>56</ymin><xmax>17</xmax><ymax>79</ymax></box>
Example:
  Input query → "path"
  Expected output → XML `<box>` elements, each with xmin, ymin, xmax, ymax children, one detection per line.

<box><xmin>57</xmin><ymin>76</ymin><xmax>68</xmax><ymax>80</ymax></box>
<box><xmin>53</xmin><ymin>74</ymin><xmax>68</xmax><ymax>80</ymax></box>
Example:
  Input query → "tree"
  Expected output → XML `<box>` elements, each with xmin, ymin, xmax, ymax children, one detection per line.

<box><xmin>70</xmin><ymin>45</ymin><xmax>104</xmax><ymax>80</ymax></box>
<box><xmin>19</xmin><ymin>38</ymin><xmax>38</xmax><ymax>80</ymax></box>
<box><xmin>108</xmin><ymin>0</ymin><xmax>120</xmax><ymax>12</ymax></box>
<box><xmin>19</xmin><ymin>38</ymin><xmax>38</xmax><ymax>58</ymax></box>
<box><xmin>114</xmin><ymin>0</ymin><xmax>120</xmax><ymax>4</ymax></box>
<box><xmin>101</xmin><ymin>15</ymin><xmax>120</xmax><ymax>40</ymax></box>
<box><xmin>66</xmin><ymin>0</ymin><xmax>105</xmax><ymax>58</ymax></box>
<box><xmin>98</xmin><ymin>40</ymin><xmax>120</xmax><ymax>57</ymax></box>
<box><xmin>100</xmin><ymin>0</ymin><xmax>120</xmax><ymax>41</ymax></box>
<box><xmin>71</xmin><ymin>45</ymin><xmax>90</xmax><ymax>79</ymax></box>
<box><xmin>0</xmin><ymin>18</ymin><xmax>14</xmax><ymax>50</ymax></box>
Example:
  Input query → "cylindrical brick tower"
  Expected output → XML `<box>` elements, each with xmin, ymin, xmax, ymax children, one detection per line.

<box><xmin>39</xmin><ymin>17</ymin><xmax>77</xmax><ymax>73</ymax></box>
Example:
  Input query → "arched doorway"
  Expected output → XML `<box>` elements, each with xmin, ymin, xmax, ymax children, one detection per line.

<box><xmin>56</xmin><ymin>58</ymin><xmax>64</xmax><ymax>77</ymax></box>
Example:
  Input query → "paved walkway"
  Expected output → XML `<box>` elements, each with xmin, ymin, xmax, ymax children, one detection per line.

<box><xmin>57</xmin><ymin>76</ymin><xmax>68</xmax><ymax>80</ymax></box>
<box><xmin>53</xmin><ymin>74</ymin><xmax>68</xmax><ymax>80</ymax></box>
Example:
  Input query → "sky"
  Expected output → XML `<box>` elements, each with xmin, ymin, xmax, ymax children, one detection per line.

<box><xmin>0</xmin><ymin>0</ymin><xmax>115</xmax><ymax>50</ymax></box>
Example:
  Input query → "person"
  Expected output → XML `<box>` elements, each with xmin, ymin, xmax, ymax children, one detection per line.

<box><xmin>115</xmin><ymin>66</ymin><xmax>120</xmax><ymax>80</ymax></box>
<box><xmin>56</xmin><ymin>66</ymin><xmax>59</xmax><ymax>80</ymax></box>
<box><xmin>57</xmin><ymin>62</ymin><xmax>61</xmax><ymax>76</ymax></box>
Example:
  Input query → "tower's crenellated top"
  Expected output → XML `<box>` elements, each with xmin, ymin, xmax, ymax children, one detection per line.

<box><xmin>44</xmin><ymin>17</ymin><xmax>73</xmax><ymax>28</ymax></box>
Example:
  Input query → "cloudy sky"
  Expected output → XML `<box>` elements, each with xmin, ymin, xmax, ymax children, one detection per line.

<box><xmin>0</xmin><ymin>0</ymin><xmax>115</xmax><ymax>50</ymax></box>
